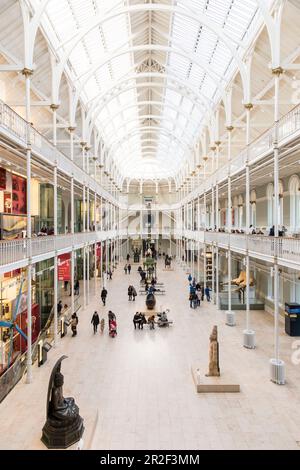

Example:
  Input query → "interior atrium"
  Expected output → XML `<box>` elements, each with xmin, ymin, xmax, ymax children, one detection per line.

<box><xmin>1</xmin><ymin>0</ymin><xmax>300</xmax><ymax>452</ymax></box>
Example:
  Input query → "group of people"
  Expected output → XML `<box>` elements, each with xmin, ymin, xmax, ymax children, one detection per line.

<box><xmin>187</xmin><ymin>274</ymin><xmax>211</xmax><ymax>308</ymax></box>
<box><xmin>124</xmin><ymin>263</ymin><xmax>132</xmax><ymax>275</ymax></box>
<box><xmin>133</xmin><ymin>310</ymin><xmax>170</xmax><ymax>330</ymax></box>
<box><xmin>128</xmin><ymin>285</ymin><xmax>137</xmax><ymax>301</ymax></box>
<box><xmin>138</xmin><ymin>266</ymin><xmax>147</xmax><ymax>282</ymax></box>
<box><xmin>91</xmin><ymin>310</ymin><xmax>117</xmax><ymax>338</ymax></box>
<box><xmin>133</xmin><ymin>312</ymin><xmax>148</xmax><ymax>329</ymax></box>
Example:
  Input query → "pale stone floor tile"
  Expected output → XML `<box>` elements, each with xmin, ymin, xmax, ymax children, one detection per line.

<box><xmin>1</xmin><ymin>260</ymin><xmax>300</xmax><ymax>450</ymax></box>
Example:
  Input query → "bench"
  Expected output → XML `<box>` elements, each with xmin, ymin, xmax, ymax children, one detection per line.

<box><xmin>139</xmin><ymin>290</ymin><xmax>166</xmax><ymax>295</ymax></box>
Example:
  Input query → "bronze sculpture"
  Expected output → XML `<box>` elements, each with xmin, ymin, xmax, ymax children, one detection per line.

<box><xmin>205</xmin><ymin>326</ymin><xmax>220</xmax><ymax>377</ymax></box>
<box><xmin>41</xmin><ymin>355</ymin><xmax>84</xmax><ymax>449</ymax></box>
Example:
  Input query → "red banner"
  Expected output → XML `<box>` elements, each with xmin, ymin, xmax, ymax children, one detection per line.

<box><xmin>12</xmin><ymin>174</ymin><xmax>27</xmax><ymax>214</ymax></box>
<box><xmin>58</xmin><ymin>254</ymin><xmax>71</xmax><ymax>281</ymax></box>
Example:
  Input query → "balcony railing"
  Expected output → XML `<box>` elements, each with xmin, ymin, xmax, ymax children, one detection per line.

<box><xmin>0</xmin><ymin>230</ymin><xmax>118</xmax><ymax>270</ymax></box>
<box><xmin>0</xmin><ymin>99</ymin><xmax>117</xmax><ymax>205</ymax></box>
<box><xmin>180</xmin><ymin>230</ymin><xmax>300</xmax><ymax>267</ymax></box>
<box><xmin>181</xmin><ymin>102</ymin><xmax>300</xmax><ymax>206</ymax></box>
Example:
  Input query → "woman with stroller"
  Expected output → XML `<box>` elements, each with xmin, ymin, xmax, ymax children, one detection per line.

<box><xmin>108</xmin><ymin>311</ymin><xmax>117</xmax><ymax>338</ymax></box>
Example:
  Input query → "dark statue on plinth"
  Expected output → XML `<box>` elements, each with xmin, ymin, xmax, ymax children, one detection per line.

<box><xmin>41</xmin><ymin>355</ymin><xmax>84</xmax><ymax>449</ymax></box>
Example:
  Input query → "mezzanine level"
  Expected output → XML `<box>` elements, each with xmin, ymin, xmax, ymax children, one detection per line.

<box><xmin>0</xmin><ymin>100</ymin><xmax>118</xmax><ymax>206</ymax></box>
<box><xmin>181</xmin><ymin>102</ymin><xmax>300</xmax><ymax>206</ymax></box>
<box><xmin>179</xmin><ymin>230</ymin><xmax>300</xmax><ymax>271</ymax></box>
<box><xmin>0</xmin><ymin>230</ymin><xmax>121</xmax><ymax>275</ymax></box>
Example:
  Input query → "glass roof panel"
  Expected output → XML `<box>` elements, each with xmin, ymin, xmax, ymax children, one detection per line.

<box><xmin>27</xmin><ymin>0</ymin><xmax>269</xmax><ymax>179</ymax></box>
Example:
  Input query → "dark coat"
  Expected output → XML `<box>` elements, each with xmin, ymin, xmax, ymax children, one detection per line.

<box><xmin>91</xmin><ymin>313</ymin><xmax>100</xmax><ymax>325</ymax></box>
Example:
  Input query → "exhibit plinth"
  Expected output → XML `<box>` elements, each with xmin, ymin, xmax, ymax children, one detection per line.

<box><xmin>191</xmin><ymin>366</ymin><xmax>240</xmax><ymax>393</ymax></box>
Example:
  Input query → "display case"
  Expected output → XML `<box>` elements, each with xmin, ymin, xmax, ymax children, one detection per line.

<box><xmin>0</xmin><ymin>214</ymin><xmax>34</xmax><ymax>240</ymax></box>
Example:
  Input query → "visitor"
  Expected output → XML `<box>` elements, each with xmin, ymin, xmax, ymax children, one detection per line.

<box><xmin>205</xmin><ymin>286</ymin><xmax>211</xmax><ymax>302</ymax></box>
<box><xmin>74</xmin><ymin>279</ymin><xmax>80</xmax><ymax>296</ymax></box>
<box><xmin>128</xmin><ymin>264</ymin><xmax>131</xmax><ymax>275</ymax></box>
<box><xmin>133</xmin><ymin>312</ymin><xmax>141</xmax><ymax>330</ymax></box>
<box><xmin>71</xmin><ymin>313</ymin><xmax>78</xmax><ymax>337</ymax></box>
<box><xmin>132</xmin><ymin>286</ymin><xmax>137</xmax><ymax>301</ymax></box>
<box><xmin>101</xmin><ymin>286</ymin><xmax>108</xmax><ymax>306</ymax></box>
<box><xmin>108</xmin><ymin>269</ymin><xmax>112</xmax><ymax>280</ymax></box>
<box><xmin>188</xmin><ymin>273</ymin><xmax>192</xmax><ymax>283</ymax></box>
<box><xmin>126</xmin><ymin>254</ymin><xmax>130</xmax><ymax>262</ymax></box>
<box><xmin>57</xmin><ymin>300</ymin><xmax>63</xmax><ymax>315</ymax></box>
<box><xmin>124</xmin><ymin>264</ymin><xmax>128</xmax><ymax>274</ymax></box>
<box><xmin>108</xmin><ymin>311</ymin><xmax>117</xmax><ymax>338</ymax></box>
<box><xmin>91</xmin><ymin>311</ymin><xmax>100</xmax><ymax>334</ymax></box>
<box><xmin>64</xmin><ymin>280</ymin><xmax>69</xmax><ymax>292</ymax></box>
<box><xmin>269</xmin><ymin>225</ymin><xmax>275</xmax><ymax>236</ymax></box>
<box><xmin>139</xmin><ymin>313</ymin><xmax>147</xmax><ymax>330</ymax></box>
<box><xmin>148</xmin><ymin>314</ymin><xmax>155</xmax><ymax>330</ymax></box>
<box><xmin>128</xmin><ymin>285</ymin><xmax>133</xmax><ymax>301</ymax></box>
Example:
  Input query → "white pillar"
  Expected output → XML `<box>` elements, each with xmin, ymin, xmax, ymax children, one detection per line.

<box><xmin>83</xmin><ymin>185</ymin><xmax>86</xmax><ymax>232</ymax></box>
<box><xmin>53</xmin><ymin>165</ymin><xmax>58</xmax><ymax>347</ymax></box>
<box><xmin>271</xmin><ymin>69</ymin><xmax>285</xmax><ymax>382</ymax></box>
<box><xmin>24</xmin><ymin>69</ymin><xmax>33</xmax><ymax>384</ymax></box>
<box><xmin>83</xmin><ymin>245</ymin><xmax>86</xmax><ymax>310</ymax></box>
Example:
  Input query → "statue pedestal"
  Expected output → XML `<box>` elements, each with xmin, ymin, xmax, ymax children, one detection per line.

<box><xmin>191</xmin><ymin>366</ymin><xmax>240</xmax><ymax>393</ymax></box>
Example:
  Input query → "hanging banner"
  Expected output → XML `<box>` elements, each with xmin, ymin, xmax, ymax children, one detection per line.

<box><xmin>58</xmin><ymin>253</ymin><xmax>71</xmax><ymax>281</ymax></box>
<box><xmin>12</xmin><ymin>174</ymin><xmax>27</xmax><ymax>215</ymax></box>
<box><xmin>96</xmin><ymin>243</ymin><xmax>102</xmax><ymax>258</ymax></box>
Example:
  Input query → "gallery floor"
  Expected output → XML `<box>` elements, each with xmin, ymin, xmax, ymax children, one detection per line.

<box><xmin>1</xmin><ymin>261</ymin><xmax>300</xmax><ymax>450</ymax></box>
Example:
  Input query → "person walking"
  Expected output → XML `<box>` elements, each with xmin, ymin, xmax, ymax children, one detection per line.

<box><xmin>132</xmin><ymin>286</ymin><xmax>137</xmax><ymax>301</ymax></box>
<box><xmin>188</xmin><ymin>273</ymin><xmax>192</xmax><ymax>283</ymax></box>
<box><xmin>74</xmin><ymin>279</ymin><xmax>80</xmax><ymax>295</ymax></box>
<box><xmin>205</xmin><ymin>286</ymin><xmax>211</xmax><ymax>302</ymax></box>
<box><xmin>128</xmin><ymin>285</ymin><xmax>133</xmax><ymax>301</ymax></box>
<box><xmin>71</xmin><ymin>313</ymin><xmax>78</xmax><ymax>337</ymax></box>
<box><xmin>128</xmin><ymin>264</ymin><xmax>132</xmax><ymax>275</ymax></box>
<box><xmin>124</xmin><ymin>264</ymin><xmax>128</xmax><ymax>275</ymax></box>
<box><xmin>101</xmin><ymin>286</ymin><xmax>108</xmax><ymax>306</ymax></box>
<box><xmin>91</xmin><ymin>311</ymin><xmax>100</xmax><ymax>334</ymax></box>
<box><xmin>57</xmin><ymin>300</ymin><xmax>63</xmax><ymax>316</ymax></box>
<box><xmin>126</xmin><ymin>254</ymin><xmax>130</xmax><ymax>262</ymax></box>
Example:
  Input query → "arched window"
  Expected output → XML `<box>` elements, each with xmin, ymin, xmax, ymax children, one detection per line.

<box><xmin>289</xmin><ymin>175</ymin><xmax>300</xmax><ymax>232</ymax></box>
<box><xmin>266</xmin><ymin>183</ymin><xmax>274</xmax><ymax>227</ymax></box>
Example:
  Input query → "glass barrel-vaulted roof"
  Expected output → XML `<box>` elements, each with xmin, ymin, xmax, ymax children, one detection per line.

<box><xmin>28</xmin><ymin>0</ymin><xmax>269</xmax><ymax>180</ymax></box>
